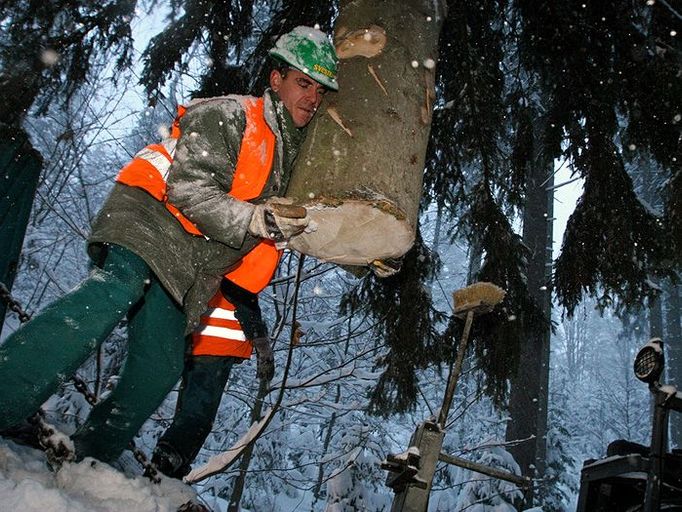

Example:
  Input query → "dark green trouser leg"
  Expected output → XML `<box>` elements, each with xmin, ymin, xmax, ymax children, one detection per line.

<box><xmin>72</xmin><ymin>278</ymin><xmax>187</xmax><ymax>462</ymax></box>
<box><xmin>0</xmin><ymin>245</ymin><xmax>151</xmax><ymax>430</ymax></box>
<box><xmin>153</xmin><ymin>355</ymin><xmax>235</xmax><ymax>476</ymax></box>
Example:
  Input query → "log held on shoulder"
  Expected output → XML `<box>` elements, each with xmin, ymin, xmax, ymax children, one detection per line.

<box><xmin>287</xmin><ymin>0</ymin><xmax>443</xmax><ymax>266</ymax></box>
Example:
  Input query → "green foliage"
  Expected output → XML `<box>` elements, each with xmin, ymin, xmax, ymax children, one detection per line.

<box><xmin>0</xmin><ymin>0</ymin><xmax>136</xmax><ymax>125</ymax></box>
<box><xmin>423</xmin><ymin>0</ymin><xmax>509</xmax><ymax>217</ymax></box>
<box><xmin>141</xmin><ymin>0</ymin><xmax>253</xmax><ymax>97</ymax></box>
<box><xmin>554</xmin><ymin>127</ymin><xmax>668</xmax><ymax>314</ymax></box>
<box><xmin>141</xmin><ymin>0</ymin><xmax>336</xmax><ymax>98</ymax></box>
<box><xmin>458</xmin><ymin>182</ymin><xmax>546</xmax><ymax>402</ymax></box>
<box><xmin>535</xmin><ymin>388</ymin><xmax>578</xmax><ymax>511</ymax></box>
<box><xmin>339</xmin><ymin>231</ymin><xmax>448</xmax><ymax>415</ymax></box>
<box><xmin>514</xmin><ymin>0</ymin><xmax>681</xmax><ymax>308</ymax></box>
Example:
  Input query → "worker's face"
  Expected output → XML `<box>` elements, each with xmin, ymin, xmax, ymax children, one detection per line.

<box><xmin>270</xmin><ymin>68</ymin><xmax>327</xmax><ymax>128</ymax></box>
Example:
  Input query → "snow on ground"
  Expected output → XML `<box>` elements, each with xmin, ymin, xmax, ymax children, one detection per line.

<box><xmin>0</xmin><ymin>438</ymin><xmax>203</xmax><ymax>512</ymax></box>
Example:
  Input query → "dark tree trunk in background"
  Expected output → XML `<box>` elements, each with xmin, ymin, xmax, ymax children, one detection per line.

<box><xmin>649</xmin><ymin>295</ymin><xmax>664</xmax><ymax>339</ymax></box>
<box><xmin>666</xmin><ymin>282</ymin><xmax>682</xmax><ymax>448</ymax></box>
<box><xmin>506</xmin><ymin>115</ymin><xmax>553</xmax><ymax>505</ymax></box>
<box><xmin>0</xmin><ymin>128</ymin><xmax>42</xmax><ymax>335</ymax></box>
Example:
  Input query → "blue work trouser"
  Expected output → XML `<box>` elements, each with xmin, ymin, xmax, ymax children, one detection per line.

<box><xmin>153</xmin><ymin>355</ymin><xmax>235</xmax><ymax>477</ymax></box>
<box><xmin>0</xmin><ymin>244</ymin><xmax>187</xmax><ymax>462</ymax></box>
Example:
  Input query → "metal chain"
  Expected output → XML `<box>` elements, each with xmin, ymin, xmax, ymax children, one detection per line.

<box><xmin>0</xmin><ymin>284</ymin><xmax>164</xmax><ymax>482</ymax></box>
<box><xmin>131</xmin><ymin>441</ymin><xmax>161</xmax><ymax>483</ymax></box>
<box><xmin>71</xmin><ymin>375</ymin><xmax>99</xmax><ymax>406</ymax></box>
<box><xmin>28</xmin><ymin>411</ymin><xmax>75</xmax><ymax>468</ymax></box>
<box><xmin>0</xmin><ymin>281</ymin><xmax>32</xmax><ymax>323</ymax></box>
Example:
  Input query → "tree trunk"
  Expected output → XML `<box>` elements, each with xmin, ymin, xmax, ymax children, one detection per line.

<box><xmin>649</xmin><ymin>293</ymin><xmax>664</xmax><ymax>339</ymax></box>
<box><xmin>505</xmin><ymin>115</ymin><xmax>553</xmax><ymax>506</ymax></box>
<box><xmin>287</xmin><ymin>0</ymin><xmax>446</xmax><ymax>265</ymax></box>
<box><xmin>665</xmin><ymin>282</ymin><xmax>682</xmax><ymax>448</ymax></box>
<box><xmin>0</xmin><ymin>128</ymin><xmax>42</xmax><ymax>336</ymax></box>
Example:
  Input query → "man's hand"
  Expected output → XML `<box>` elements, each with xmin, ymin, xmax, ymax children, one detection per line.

<box><xmin>248</xmin><ymin>198</ymin><xmax>309</xmax><ymax>242</ymax></box>
<box><xmin>252</xmin><ymin>337</ymin><xmax>275</xmax><ymax>381</ymax></box>
<box><xmin>370</xmin><ymin>258</ymin><xmax>403</xmax><ymax>278</ymax></box>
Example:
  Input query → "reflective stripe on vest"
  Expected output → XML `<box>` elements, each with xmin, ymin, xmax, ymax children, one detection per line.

<box><xmin>115</xmin><ymin>97</ymin><xmax>281</xmax><ymax>293</ymax></box>
<box><xmin>191</xmin><ymin>291</ymin><xmax>253</xmax><ymax>358</ymax></box>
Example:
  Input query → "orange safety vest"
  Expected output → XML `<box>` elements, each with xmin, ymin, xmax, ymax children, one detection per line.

<box><xmin>191</xmin><ymin>292</ymin><xmax>253</xmax><ymax>358</ymax></box>
<box><xmin>115</xmin><ymin>97</ymin><xmax>281</xmax><ymax>294</ymax></box>
<box><xmin>116</xmin><ymin>97</ymin><xmax>283</xmax><ymax>358</ymax></box>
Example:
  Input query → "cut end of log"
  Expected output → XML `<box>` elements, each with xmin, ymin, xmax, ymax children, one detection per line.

<box><xmin>335</xmin><ymin>25</ymin><xmax>387</xmax><ymax>59</ymax></box>
<box><xmin>289</xmin><ymin>199</ymin><xmax>415</xmax><ymax>265</ymax></box>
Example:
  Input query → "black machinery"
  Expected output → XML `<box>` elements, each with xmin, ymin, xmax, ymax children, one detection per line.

<box><xmin>577</xmin><ymin>337</ymin><xmax>682</xmax><ymax>512</ymax></box>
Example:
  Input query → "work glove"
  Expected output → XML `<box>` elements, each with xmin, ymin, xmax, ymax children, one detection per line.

<box><xmin>248</xmin><ymin>198</ymin><xmax>308</xmax><ymax>243</ymax></box>
<box><xmin>252</xmin><ymin>336</ymin><xmax>275</xmax><ymax>381</ymax></box>
<box><xmin>370</xmin><ymin>258</ymin><xmax>403</xmax><ymax>278</ymax></box>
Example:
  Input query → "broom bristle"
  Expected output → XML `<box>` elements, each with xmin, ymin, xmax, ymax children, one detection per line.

<box><xmin>452</xmin><ymin>282</ymin><xmax>506</xmax><ymax>316</ymax></box>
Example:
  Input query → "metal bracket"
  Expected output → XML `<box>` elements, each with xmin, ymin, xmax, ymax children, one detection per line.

<box><xmin>382</xmin><ymin>449</ymin><xmax>427</xmax><ymax>492</ymax></box>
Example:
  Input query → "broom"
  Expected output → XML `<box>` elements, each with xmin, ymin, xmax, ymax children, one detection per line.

<box><xmin>437</xmin><ymin>282</ymin><xmax>506</xmax><ymax>428</ymax></box>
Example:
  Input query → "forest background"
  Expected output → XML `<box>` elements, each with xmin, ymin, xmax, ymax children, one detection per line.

<box><xmin>0</xmin><ymin>0</ymin><xmax>681</xmax><ymax>510</ymax></box>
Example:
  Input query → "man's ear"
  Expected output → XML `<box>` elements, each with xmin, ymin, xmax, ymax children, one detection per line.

<box><xmin>270</xmin><ymin>70</ymin><xmax>282</xmax><ymax>92</ymax></box>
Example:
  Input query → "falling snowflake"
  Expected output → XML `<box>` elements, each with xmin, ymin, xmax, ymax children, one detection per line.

<box><xmin>40</xmin><ymin>48</ymin><xmax>60</xmax><ymax>66</ymax></box>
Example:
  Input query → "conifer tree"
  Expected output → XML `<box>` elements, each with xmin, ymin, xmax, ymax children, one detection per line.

<box><xmin>0</xmin><ymin>1</ymin><xmax>137</xmax><ymax>333</ymax></box>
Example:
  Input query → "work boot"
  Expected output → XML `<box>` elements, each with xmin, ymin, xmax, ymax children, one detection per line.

<box><xmin>151</xmin><ymin>441</ymin><xmax>191</xmax><ymax>479</ymax></box>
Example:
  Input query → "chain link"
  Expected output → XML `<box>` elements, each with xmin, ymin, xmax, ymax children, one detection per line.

<box><xmin>71</xmin><ymin>375</ymin><xmax>99</xmax><ymax>406</ymax></box>
<box><xmin>0</xmin><ymin>283</ymin><xmax>163</xmax><ymax>482</ymax></box>
<box><xmin>0</xmin><ymin>281</ymin><xmax>32</xmax><ymax>323</ymax></box>
<box><xmin>29</xmin><ymin>411</ymin><xmax>75</xmax><ymax>468</ymax></box>
<box><xmin>130</xmin><ymin>441</ymin><xmax>161</xmax><ymax>483</ymax></box>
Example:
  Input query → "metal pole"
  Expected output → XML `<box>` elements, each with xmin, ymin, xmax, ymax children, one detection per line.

<box><xmin>644</xmin><ymin>388</ymin><xmax>669</xmax><ymax>512</ymax></box>
<box><xmin>438</xmin><ymin>310</ymin><xmax>474</xmax><ymax>427</ymax></box>
<box><xmin>388</xmin><ymin>420</ymin><xmax>445</xmax><ymax>512</ymax></box>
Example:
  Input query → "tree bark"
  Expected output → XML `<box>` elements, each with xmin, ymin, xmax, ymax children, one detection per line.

<box><xmin>665</xmin><ymin>282</ymin><xmax>682</xmax><ymax>448</ymax></box>
<box><xmin>288</xmin><ymin>0</ymin><xmax>446</xmax><ymax>265</ymax></box>
<box><xmin>505</xmin><ymin>114</ymin><xmax>553</xmax><ymax>505</ymax></box>
<box><xmin>649</xmin><ymin>293</ymin><xmax>664</xmax><ymax>339</ymax></box>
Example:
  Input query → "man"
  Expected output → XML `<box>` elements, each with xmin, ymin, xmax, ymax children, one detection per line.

<box><xmin>0</xmin><ymin>26</ymin><xmax>338</xmax><ymax>465</ymax></box>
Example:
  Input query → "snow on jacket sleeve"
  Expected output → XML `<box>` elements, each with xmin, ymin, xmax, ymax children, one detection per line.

<box><xmin>166</xmin><ymin>98</ymin><xmax>255</xmax><ymax>249</ymax></box>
